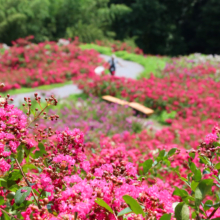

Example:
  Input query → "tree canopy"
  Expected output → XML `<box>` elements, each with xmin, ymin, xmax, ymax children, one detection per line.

<box><xmin>0</xmin><ymin>0</ymin><xmax>220</xmax><ymax>55</ymax></box>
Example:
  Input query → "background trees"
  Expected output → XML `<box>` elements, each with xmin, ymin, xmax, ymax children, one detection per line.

<box><xmin>0</xmin><ymin>0</ymin><xmax>220</xmax><ymax>55</ymax></box>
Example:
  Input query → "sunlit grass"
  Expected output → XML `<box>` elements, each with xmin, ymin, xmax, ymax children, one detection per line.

<box><xmin>0</xmin><ymin>81</ymin><xmax>73</xmax><ymax>96</ymax></box>
<box><xmin>80</xmin><ymin>44</ymin><xmax>169</xmax><ymax>78</ymax></box>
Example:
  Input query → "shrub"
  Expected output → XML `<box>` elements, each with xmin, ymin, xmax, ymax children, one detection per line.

<box><xmin>0</xmin><ymin>37</ymin><xmax>104</xmax><ymax>92</ymax></box>
<box><xmin>37</xmin><ymin>96</ymin><xmax>143</xmax><ymax>144</ymax></box>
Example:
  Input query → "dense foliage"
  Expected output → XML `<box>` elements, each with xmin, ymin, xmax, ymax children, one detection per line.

<box><xmin>1</xmin><ymin>0</ymin><xmax>220</xmax><ymax>55</ymax></box>
<box><xmin>0</xmin><ymin>0</ymin><xmax>130</xmax><ymax>45</ymax></box>
<box><xmin>109</xmin><ymin>0</ymin><xmax>220</xmax><ymax>55</ymax></box>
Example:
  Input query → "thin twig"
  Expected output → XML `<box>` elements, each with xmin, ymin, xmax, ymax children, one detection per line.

<box><xmin>15</xmin><ymin>158</ymin><xmax>41</xmax><ymax>209</ymax></box>
<box><xmin>37</xmin><ymin>188</ymin><xmax>45</xmax><ymax>207</ymax></box>
<box><xmin>113</xmin><ymin>211</ymin><xmax>119</xmax><ymax>220</ymax></box>
<box><xmin>0</xmin><ymin>207</ymin><xmax>21</xmax><ymax>220</ymax></box>
<box><xmin>26</xmin><ymin>104</ymin><xmax>48</xmax><ymax>128</ymax></box>
<box><xmin>208</xmin><ymin>206</ymin><xmax>220</xmax><ymax>219</ymax></box>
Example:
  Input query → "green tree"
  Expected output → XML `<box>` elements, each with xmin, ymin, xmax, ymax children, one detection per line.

<box><xmin>0</xmin><ymin>0</ymin><xmax>55</xmax><ymax>44</ymax></box>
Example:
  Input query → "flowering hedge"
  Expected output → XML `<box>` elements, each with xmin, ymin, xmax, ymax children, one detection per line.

<box><xmin>39</xmin><ymin>96</ymin><xmax>143</xmax><ymax>144</ymax></box>
<box><xmin>0</xmin><ymin>87</ymin><xmax>220</xmax><ymax>219</ymax></box>
<box><xmin>76</xmin><ymin>58</ymin><xmax>220</xmax><ymax>150</ymax></box>
<box><xmin>0</xmin><ymin>36</ymin><xmax>103</xmax><ymax>92</ymax></box>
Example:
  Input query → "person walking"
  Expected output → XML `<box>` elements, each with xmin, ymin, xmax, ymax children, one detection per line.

<box><xmin>108</xmin><ymin>54</ymin><xmax>123</xmax><ymax>76</ymax></box>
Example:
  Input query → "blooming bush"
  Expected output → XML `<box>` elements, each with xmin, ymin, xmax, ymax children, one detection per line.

<box><xmin>76</xmin><ymin>66</ymin><xmax>220</xmax><ymax>148</ymax></box>
<box><xmin>0</xmin><ymin>91</ymin><xmax>177</xmax><ymax>220</ymax></box>
<box><xmin>163</xmin><ymin>55</ymin><xmax>219</xmax><ymax>80</ymax></box>
<box><xmin>38</xmin><ymin>96</ymin><xmax>143</xmax><ymax>144</ymax></box>
<box><xmin>0</xmin><ymin>36</ymin><xmax>103</xmax><ymax>92</ymax></box>
<box><xmin>0</xmin><ymin>92</ymin><xmax>220</xmax><ymax>219</ymax></box>
<box><xmin>0</xmin><ymin>81</ymin><xmax>220</xmax><ymax>219</ymax></box>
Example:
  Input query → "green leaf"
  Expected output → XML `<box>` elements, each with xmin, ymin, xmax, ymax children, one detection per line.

<box><xmin>212</xmin><ymin>202</ymin><xmax>220</xmax><ymax>209</ymax></box>
<box><xmin>122</xmin><ymin>195</ymin><xmax>145</xmax><ymax>217</ymax></box>
<box><xmin>199</xmin><ymin>156</ymin><xmax>211</xmax><ymax>166</ymax></box>
<box><xmin>191</xmin><ymin>181</ymin><xmax>199</xmax><ymax>192</ymax></box>
<box><xmin>160</xmin><ymin>213</ymin><xmax>171</xmax><ymax>220</ymax></box>
<box><xmin>164</xmin><ymin>159</ymin><xmax>171</xmax><ymax>167</ymax></box>
<box><xmin>189</xmin><ymin>152</ymin><xmax>195</xmax><ymax>159</ymax></box>
<box><xmin>216</xmin><ymin>191</ymin><xmax>220</xmax><ymax>201</ymax></box>
<box><xmin>189</xmin><ymin>162</ymin><xmax>197</xmax><ymax>173</ymax></box>
<box><xmin>167</xmin><ymin>148</ymin><xmax>176</xmax><ymax>157</ymax></box>
<box><xmin>2</xmin><ymin>213</ymin><xmax>10</xmax><ymax>220</ymax></box>
<box><xmin>191</xmin><ymin>211</ymin><xmax>196</xmax><ymax>218</ymax></box>
<box><xmin>24</xmin><ymin>146</ymin><xmax>35</xmax><ymax>163</ymax></box>
<box><xmin>117</xmin><ymin>207</ymin><xmax>132</xmax><ymax>217</ymax></box>
<box><xmin>38</xmin><ymin>143</ymin><xmax>46</xmax><ymax>154</ymax></box>
<box><xmin>179</xmin><ymin>177</ymin><xmax>191</xmax><ymax>187</ymax></box>
<box><xmin>15</xmin><ymin>187</ymin><xmax>32</xmax><ymax>205</ymax></box>
<box><xmin>187</xmin><ymin>173</ymin><xmax>193</xmax><ymax>182</ymax></box>
<box><xmin>157</xmin><ymin>150</ymin><xmax>166</xmax><ymax>161</ymax></box>
<box><xmin>216</xmin><ymin>163</ymin><xmax>220</xmax><ymax>170</ymax></box>
<box><xmin>175</xmin><ymin>202</ymin><xmax>189</xmax><ymax>220</ymax></box>
<box><xmin>195</xmin><ymin>179</ymin><xmax>213</xmax><ymax>208</ymax></box>
<box><xmin>173</xmin><ymin>187</ymin><xmax>189</xmax><ymax>198</ymax></box>
<box><xmin>0</xmin><ymin>196</ymin><xmax>5</xmax><ymax>205</ymax></box>
<box><xmin>32</xmin><ymin>143</ymin><xmax>47</xmax><ymax>159</ymax></box>
<box><xmin>203</xmin><ymin>169</ymin><xmax>210</xmax><ymax>174</ymax></box>
<box><xmin>95</xmin><ymin>198</ymin><xmax>113</xmax><ymax>214</ymax></box>
<box><xmin>143</xmin><ymin>159</ymin><xmax>153</xmax><ymax>174</ymax></box>
<box><xmin>22</xmin><ymin>164</ymin><xmax>38</xmax><ymax>173</ymax></box>
<box><xmin>204</xmin><ymin>200</ymin><xmax>213</xmax><ymax>211</ymax></box>
<box><xmin>8</xmin><ymin>184</ymin><xmax>19</xmax><ymax>192</ymax></box>
<box><xmin>43</xmin><ymin>158</ymin><xmax>49</xmax><ymax>167</ymax></box>
<box><xmin>194</xmin><ymin>169</ymin><xmax>202</xmax><ymax>182</ymax></box>
<box><xmin>17</xmin><ymin>146</ymin><xmax>24</xmax><ymax>164</ymax></box>
<box><xmin>8</xmin><ymin>170</ymin><xmax>22</xmax><ymax>181</ymax></box>
<box><xmin>6</xmin><ymin>192</ymin><xmax>15</xmax><ymax>199</ymax></box>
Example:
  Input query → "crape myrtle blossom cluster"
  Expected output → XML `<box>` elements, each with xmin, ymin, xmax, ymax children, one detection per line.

<box><xmin>0</xmin><ymin>93</ymin><xmax>174</xmax><ymax>220</ymax></box>
<box><xmin>0</xmin><ymin>36</ymin><xmax>104</xmax><ymax>92</ymax></box>
<box><xmin>76</xmin><ymin>68</ymin><xmax>220</xmax><ymax>149</ymax></box>
<box><xmin>0</xmin><ymin>90</ymin><xmax>220</xmax><ymax>219</ymax></box>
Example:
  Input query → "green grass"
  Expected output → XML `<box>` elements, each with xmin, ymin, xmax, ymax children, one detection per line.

<box><xmin>80</xmin><ymin>44</ymin><xmax>112</xmax><ymax>55</ymax></box>
<box><xmin>0</xmin><ymin>81</ymin><xmax>73</xmax><ymax>96</ymax></box>
<box><xmin>80</xmin><ymin>43</ymin><xmax>168</xmax><ymax>78</ymax></box>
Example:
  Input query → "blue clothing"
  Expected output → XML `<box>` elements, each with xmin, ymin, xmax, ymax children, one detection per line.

<box><xmin>108</xmin><ymin>58</ymin><xmax>119</xmax><ymax>68</ymax></box>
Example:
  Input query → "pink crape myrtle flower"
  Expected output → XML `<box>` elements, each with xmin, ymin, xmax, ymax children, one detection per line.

<box><xmin>204</xmin><ymin>133</ymin><xmax>218</xmax><ymax>145</ymax></box>
<box><xmin>0</xmin><ymin>159</ymin><xmax>11</xmax><ymax>173</ymax></box>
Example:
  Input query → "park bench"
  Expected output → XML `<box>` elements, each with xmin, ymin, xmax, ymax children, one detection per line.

<box><xmin>102</xmin><ymin>95</ymin><xmax>154</xmax><ymax>116</ymax></box>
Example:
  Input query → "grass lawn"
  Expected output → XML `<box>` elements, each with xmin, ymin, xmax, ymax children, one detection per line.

<box><xmin>0</xmin><ymin>81</ymin><xmax>73</xmax><ymax>96</ymax></box>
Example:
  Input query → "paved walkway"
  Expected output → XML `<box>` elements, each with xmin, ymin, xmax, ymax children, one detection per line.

<box><xmin>99</xmin><ymin>54</ymin><xmax>144</xmax><ymax>79</ymax></box>
<box><xmin>12</xmin><ymin>55</ymin><xmax>144</xmax><ymax>106</ymax></box>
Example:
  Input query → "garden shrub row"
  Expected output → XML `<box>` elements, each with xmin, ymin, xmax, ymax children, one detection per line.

<box><xmin>0</xmin><ymin>39</ymin><xmax>220</xmax><ymax>219</ymax></box>
<box><xmin>0</xmin><ymin>36</ymin><xmax>103</xmax><ymax>92</ymax></box>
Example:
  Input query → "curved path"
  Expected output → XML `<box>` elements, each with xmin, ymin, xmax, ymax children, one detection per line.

<box><xmin>12</xmin><ymin>55</ymin><xmax>144</xmax><ymax>106</ymax></box>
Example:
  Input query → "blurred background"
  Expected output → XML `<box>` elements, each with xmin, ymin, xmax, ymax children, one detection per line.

<box><xmin>0</xmin><ymin>0</ymin><xmax>220</xmax><ymax>56</ymax></box>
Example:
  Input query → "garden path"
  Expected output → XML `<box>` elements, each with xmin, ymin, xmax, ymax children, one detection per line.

<box><xmin>11</xmin><ymin>54</ymin><xmax>144</xmax><ymax>106</ymax></box>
